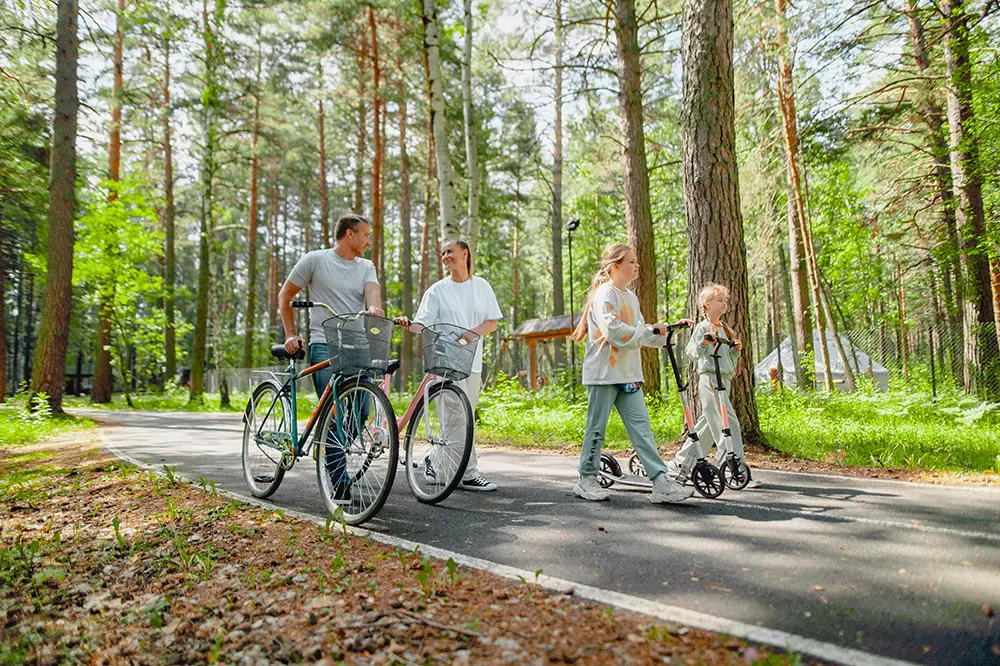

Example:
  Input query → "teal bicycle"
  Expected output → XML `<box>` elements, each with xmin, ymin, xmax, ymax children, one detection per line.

<box><xmin>241</xmin><ymin>301</ymin><xmax>400</xmax><ymax>526</ymax></box>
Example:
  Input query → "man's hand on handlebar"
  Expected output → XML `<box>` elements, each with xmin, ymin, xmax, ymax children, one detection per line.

<box><xmin>284</xmin><ymin>335</ymin><xmax>305</xmax><ymax>355</ymax></box>
<box><xmin>367</xmin><ymin>305</ymin><xmax>385</xmax><ymax>317</ymax></box>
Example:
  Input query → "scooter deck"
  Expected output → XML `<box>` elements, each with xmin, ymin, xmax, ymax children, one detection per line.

<box><xmin>599</xmin><ymin>471</ymin><xmax>652</xmax><ymax>490</ymax></box>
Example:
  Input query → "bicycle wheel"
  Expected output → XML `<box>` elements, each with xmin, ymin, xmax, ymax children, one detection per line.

<box><xmin>242</xmin><ymin>381</ymin><xmax>291</xmax><ymax>498</ymax></box>
<box><xmin>404</xmin><ymin>380</ymin><xmax>474</xmax><ymax>505</ymax></box>
<box><xmin>315</xmin><ymin>377</ymin><xmax>399</xmax><ymax>526</ymax></box>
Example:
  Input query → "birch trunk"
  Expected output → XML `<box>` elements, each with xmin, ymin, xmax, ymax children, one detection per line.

<box><xmin>419</xmin><ymin>42</ymin><xmax>435</xmax><ymax>300</ymax></box>
<box><xmin>551</xmin><ymin>0</ymin><xmax>565</xmax><ymax>367</ymax></box>
<box><xmin>614</xmin><ymin>0</ymin><xmax>660</xmax><ymax>395</ymax></box>
<box><xmin>398</xmin><ymin>55</ymin><xmax>414</xmax><ymax>391</ymax></box>
<box><xmin>354</xmin><ymin>27</ymin><xmax>367</xmax><ymax>216</ymax></box>
<box><xmin>422</xmin><ymin>0</ymin><xmax>459</xmax><ymax>241</ymax></box>
<box><xmin>162</xmin><ymin>38</ymin><xmax>177</xmax><ymax>383</ymax></box>
<box><xmin>369</xmin><ymin>8</ymin><xmax>384</xmax><ymax>283</ymax></box>
<box><xmin>243</xmin><ymin>45</ymin><xmax>261</xmax><ymax>371</ymax></box>
<box><xmin>461</xmin><ymin>0</ymin><xmax>480</xmax><ymax>251</ymax></box>
<box><xmin>318</xmin><ymin>60</ymin><xmax>330</xmax><ymax>248</ymax></box>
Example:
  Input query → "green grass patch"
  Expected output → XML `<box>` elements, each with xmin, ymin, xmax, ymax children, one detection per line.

<box><xmin>0</xmin><ymin>402</ymin><xmax>94</xmax><ymax>448</ymax></box>
<box><xmin>64</xmin><ymin>388</ymin><xmax>320</xmax><ymax>420</ymax></box>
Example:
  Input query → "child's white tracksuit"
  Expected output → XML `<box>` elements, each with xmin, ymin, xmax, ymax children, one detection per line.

<box><xmin>673</xmin><ymin>320</ymin><xmax>744</xmax><ymax>474</ymax></box>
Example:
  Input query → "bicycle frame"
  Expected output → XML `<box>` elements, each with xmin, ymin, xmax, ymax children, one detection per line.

<box><xmin>249</xmin><ymin>357</ymin><xmax>337</xmax><ymax>459</ymax></box>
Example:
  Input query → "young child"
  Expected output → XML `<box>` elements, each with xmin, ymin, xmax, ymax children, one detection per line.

<box><xmin>668</xmin><ymin>283</ymin><xmax>761</xmax><ymax>489</ymax></box>
<box><xmin>570</xmin><ymin>243</ymin><xmax>693</xmax><ymax>504</ymax></box>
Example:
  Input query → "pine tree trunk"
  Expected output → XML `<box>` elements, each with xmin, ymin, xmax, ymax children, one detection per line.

<box><xmin>777</xmin><ymin>242</ymin><xmax>803</xmax><ymax>387</ymax></box>
<box><xmin>398</xmin><ymin>56</ymin><xmax>414</xmax><ymax>391</ymax></box>
<box><xmin>354</xmin><ymin>28</ymin><xmax>367</xmax><ymax>216</ymax></box>
<box><xmin>23</xmin><ymin>272</ymin><xmax>36</xmax><ymax>386</ymax></box>
<box><xmin>369</xmin><ymin>8</ymin><xmax>385</xmax><ymax>294</ymax></box>
<box><xmin>419</xmin><ymin>44</ymin><xmax>435</xmax><ymax>300</ymax></box>
<box><xmin>942</xmin><ymin>0</ymin><xmax>997</xmax><ymax>395</ymax></box>
<box><xmin>614</xmin><ymin>0</ymin><xmax>660</xmax><ymax>395</ymax></box>
<box><xmin>92</xmin><ymin>0</ymin><xmax>125</xmax><ymax>404</ymax></box>
<box><xmin>318</xmin><ymin>60</ymin><xmax>330</xmax><ymax>248</ymax></box>
<box><xmin>551</xmin><ymin>0</ymin><xmax>565</xmax><ymax>367</ymax></box>
<box><xmin>31</xmin><ymin>0</ymin><xmax>79</xmax><ymax>413</ymax></box>
<box><xmin>680</xmin><ymin>0</ymin><xmax>760</xmax><ymax>439</ymax></box>
<box><xmin>162</xmin><ymin>38</ymin><xmax>177</xmax><ymax>385</ymax></box>
<box><xmin>422</xmin><ymin>0</ymin><xmax>460</xmax><ymax>242</ymax></box>
<box><xmin>243</xmin><ymin>49</ymin><xmax>261</xmax><ymax>371</ymax></box>
<box><xmin>267</xmin><ymin>181</ymin><xmax>279</xmax><ymax>331</ymax></box>
<box><xmin>775</xmin><ymin>0</ymin><xmax>831</xmax><ymax>392</ymax></box>
<box><xmin>0</xmin><ymin>216</ymin><xmax>6</xmax><ymax>401</ymax></box>
<box><xmin>991</xmin><ymin>258</ymin><xmax>1000</xmax><ymax>358</ymax></box>
<box><xmin>461</xmin><ymin>0</ymin><xmax>480</xmax><ymax>251</ymax></box>
<box><xmin>189</xmin><ymin>0</ymin><xmax>218</xmax><ymax>403</ymax></box>
<box><xmin>905</xmin><ymin>0</ymin><xmax>963</xmax><ymax>383</ymax></box>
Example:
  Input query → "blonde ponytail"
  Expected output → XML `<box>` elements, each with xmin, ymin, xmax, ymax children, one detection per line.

<box><xmin>570</xmin><ymin>243</ymin><xmax>634</xmax><ymax>342</ymax></box>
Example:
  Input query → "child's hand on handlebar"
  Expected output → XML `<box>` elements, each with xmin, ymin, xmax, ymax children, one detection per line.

<box><xmin>733</xmin><ymin>338</ymin><xmax>743</xmax><ymax>351</ymax></box>
<box><xmin>702</xmin><ymin>333</ymin><xmax>717</xmax><ymax>345</ymax></box>
<box><xmin>284</xmin><ymin>335</ymin><xmax>305</xmax><ymax>355</ymax></box>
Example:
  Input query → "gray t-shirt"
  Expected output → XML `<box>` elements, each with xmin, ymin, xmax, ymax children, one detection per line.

<box><xmin>286</xmin><ymin>249</ymin><xmax>379</xmax><ymax>343</ymax></box>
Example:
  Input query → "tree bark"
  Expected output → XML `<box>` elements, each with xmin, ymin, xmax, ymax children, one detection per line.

<box><xmin>162</xmin><ymin>38</ymin><xmax>177</xmax><ymax>385</ymax></box>
<box><xmin>243</xmin><ymin>46</ymin><xmax>261</xmax><ymax>371</ymax></box>
<box><xmin>317</xmin><ymin>59</ymin><xmax>330</xmax><ymax>248</ymax></box>
<box><xmin>398</xmin><ymin>54</ymin><xmax>414</xmax><ymax>391</ymax></box>
<box><xmin>31</xmin><ymin>0</ymin><xmax>79</xmax><ymax>413</ymax></box>
<box><xmin>354</xmin><ymin>27</ymin><xmax>367</xmax><ymax>216</ymax></box>
<box><xmin>680</xmin><ymin>0</ymin><xmax>759</xmax><ymax>439</ymax></box>
<box><xmin>267</xmin><ymin>180</ymin><xmax>279</xmax><ymax>331</ymax></box>
<box><xmin>419</xmin><ymin>42</ymin><xmax>435</xmax><ymax>299</ymax></box>
<box><xmin>991</xmin><ymin>258</ymin><xmax>1000</xmax><ymax>359</ymax></box>
<box><xmin>941</xmin><ymin>0</ymin><xmax>996</xmax><ymax>395</ymax></box>
<box><xmin>614</xmin><ymin>0</ymin><xmax>660</xmax><ymax>395</ymax></box>
<box><xmin>777</xmin><ymin>242</ymin><xmax>803</xmax><ymax>387</ymax></box>
<box><xmin>775</xmin><ymin>0</ymin><xmax>831</xmax><ymax>392</ymax></box>
<box><xmin>369</xmin><ymin>8</ymin><xmax>384</xmax><ymax>287</ymax></box>
<box><xmin>189</xmin><ymin>0</ymin><xmax>218</xmax><ymax>403</ymax></box>
<box><xmin>92</xmin><ymin>0</ymin><xmax>126</xmax><ymax>404</ymax></box>
<box><xmin>422</xmin><ymin>0</ymin><xmax>460</xmax><ymax>242</ymax></box>
<box><xmin>0</xmin><ymin>216</ymin><xmax>6</xmax><ymax>401</ymax></box>
<box><xmin>551</xmin><ymin>0</ymin><xmax>566</xmax><ymax>368</ymax></box>
<box><xmin>461</xmin><ymin>0</ymin><xmax>480</xmax><ymax>251</ymax></box>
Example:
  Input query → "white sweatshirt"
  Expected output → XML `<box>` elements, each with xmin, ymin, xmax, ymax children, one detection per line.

<box><xmin>581</xmin><ymin>283</ymin><xmax>666</xmax><ymax>385</ymax></box>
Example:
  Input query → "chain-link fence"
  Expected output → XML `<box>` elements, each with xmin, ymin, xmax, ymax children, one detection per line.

<box><xmin>757</xmin><ymin>323</ymin><xmax>1000</xmax><ymax>398</ymax></box>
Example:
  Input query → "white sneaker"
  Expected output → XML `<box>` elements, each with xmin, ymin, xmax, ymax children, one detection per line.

<box><xmin>651</xmin><ymin>473</ymin><xmax>693</xmax><ymax>504</ymax></box>
<box><xmin>744</xmin><ymin>477</ymin><xmax>763</xmax><ymax>489</ymax></box>
<box><xmin>573</xmin><ymin>475</ymin><xmax>610</xmax><ymax>501</ymax></box>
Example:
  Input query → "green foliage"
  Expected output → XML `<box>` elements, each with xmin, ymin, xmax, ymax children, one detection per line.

<box><xmin>0</xmin><ymin>398</ymin><xmax>94</xmax><ymax>447</ymax></box>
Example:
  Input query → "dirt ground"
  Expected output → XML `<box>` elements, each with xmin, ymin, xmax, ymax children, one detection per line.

<box><xmin>0</xmin><ymin>433</ymin><xmax>812</xmax><ymax>665</ymax></box>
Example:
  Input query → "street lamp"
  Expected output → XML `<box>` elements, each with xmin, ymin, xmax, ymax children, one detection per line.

<box><xmin>567</xmin><ymin>218</ymin><xmax>581</xmax><ymax>398</ymax></box>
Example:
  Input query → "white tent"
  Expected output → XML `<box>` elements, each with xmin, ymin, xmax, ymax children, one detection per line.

<box><xmin>754</xmin><ymin>331</ymin><xmax>890</xmax><ymax>391</ymax></box>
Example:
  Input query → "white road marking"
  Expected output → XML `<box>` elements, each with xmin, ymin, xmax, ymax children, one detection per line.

<box><xmin>98</xmin><ymin>430</ymin><xmax>921</xmax><ymax>666</ymax></box>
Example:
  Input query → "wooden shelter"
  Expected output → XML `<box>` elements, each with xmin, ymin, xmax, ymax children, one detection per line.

<box><xmin>511</xmin><ymin>313</ymin><xmax>582</xmax><ymax>390</ymax></box>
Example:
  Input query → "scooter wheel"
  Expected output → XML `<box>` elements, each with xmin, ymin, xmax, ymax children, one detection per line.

<box><xmin>628</xmin><ymin>452</ymin><xmax>647</xmax><ymax>478</ymax></box>
<box><xmin>599</xmin><ymin>453</ymin><xmax>621</xmax><ymax>488</ymax></box>
<box><xmin>722</xmin><ymin>458</ymin><xmax>752</xmax><ymax>490</ymax></box>
<box><xmin>691</xmin><ymin>462</ymin><xmax>725</xmax><ymax>499</ymax></box>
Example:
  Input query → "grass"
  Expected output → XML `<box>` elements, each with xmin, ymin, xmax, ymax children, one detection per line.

<box><xmin>475</xmin><ymin>377</ymin><xmax>1000</xmax><ymax>474</ymax></box>
<box><xmin>0</xmin><ymin>401</ymin><xmax>94</xmax><ymax>447</ymax></box>
<box><xmin>64</xmin><ymin>387</ymin><xmax>320</xmax><ymax>420</ymax></box>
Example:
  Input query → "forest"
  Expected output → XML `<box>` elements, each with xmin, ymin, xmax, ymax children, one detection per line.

<box><xmin>2</xmin><ymin>0</ymin><xmax>999</xmax><ymax>461</ymax></box>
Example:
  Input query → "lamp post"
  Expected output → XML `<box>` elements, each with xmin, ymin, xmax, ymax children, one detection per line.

<box><xmin>567</xmin><ymin>218</ymin><xmax>581</xmax><ymax>398</ymax></box>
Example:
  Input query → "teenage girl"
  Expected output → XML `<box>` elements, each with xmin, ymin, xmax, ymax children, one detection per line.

<box><xmin>570</xmin><ymin>244</ymin><xmax>693</xmax><ymax>504</ymax></box>
<box><xmin>668</xmin><ymin>283</ymin><xmax>761</xmax><ymax>489</ymax></box>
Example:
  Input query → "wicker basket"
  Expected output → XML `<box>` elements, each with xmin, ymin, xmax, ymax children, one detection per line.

<box><xmin>422</xmin><ymin>323</ymin><xmax>480</xmax><ymax>381</ymax></box>
<box><xmin>322</xmin><ymin>314</ymin><xmax>393</xmax><ymax>376</ymax></box>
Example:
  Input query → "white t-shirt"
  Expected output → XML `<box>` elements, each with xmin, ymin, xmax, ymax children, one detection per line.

<box><xmin>286</xmin><ymin>249</ymin><xmax>379</xmax><ymax>343</ymax></box>
<box><xmin>413</xmin><ymin>276</ymin><xmax>503</xmax><ymax>373</ymax></box>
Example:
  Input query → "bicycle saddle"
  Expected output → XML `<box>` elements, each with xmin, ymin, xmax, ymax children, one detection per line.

<box><xmin>270</xmin><ymin>344</ymin><xmax>305</xmax><ymax>361</ymax></box>
<box><xmin>386</xmin><ymin>359</ymin><xmax>400</xmax><ymax>375</ymax></box>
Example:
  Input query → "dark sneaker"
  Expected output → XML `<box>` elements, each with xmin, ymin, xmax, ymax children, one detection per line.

<box><xmin>331</xmin><ymin>483</ymin><xmax>352</xmax><ymax>505</ymax></box>
<box><xmin>423</xmin><ymin>457</ymin><xmax>440</xmax><ymax>484</ymax></box>
<box><xmin>459</xmin><ymin>476</ymin><xmax>497</xmax><ymax>492</ymax></box>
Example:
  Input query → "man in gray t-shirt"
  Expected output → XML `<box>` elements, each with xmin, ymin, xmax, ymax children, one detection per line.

<box><xmin>277</xmin><ymin>214</ymin><xmax>383</xmax><ymax>503</ymax></box>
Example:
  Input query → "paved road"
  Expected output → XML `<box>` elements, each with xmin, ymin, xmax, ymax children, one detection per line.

<box><xmin>81</xmin><ymin>409</ymin><xmax>1000</xmax><ymax>666</ymax></box>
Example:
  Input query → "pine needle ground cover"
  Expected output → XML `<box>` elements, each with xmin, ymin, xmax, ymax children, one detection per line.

<box><xmin>0</xmin><ymin>434</ymin><xmax>804</xmax><ymax>666</ymax></box>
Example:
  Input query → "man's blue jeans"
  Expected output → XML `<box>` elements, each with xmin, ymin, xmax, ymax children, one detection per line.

<box><xmin>310</xmin><ymin>343</ymin><xmax>371</xmax><ymax>487</ymax></box>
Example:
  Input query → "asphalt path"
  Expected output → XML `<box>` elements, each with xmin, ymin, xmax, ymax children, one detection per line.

<box><xmin>79</xmin><ymin>409</ymin><xmax>1000</xmax><ymax>666</ymax></box>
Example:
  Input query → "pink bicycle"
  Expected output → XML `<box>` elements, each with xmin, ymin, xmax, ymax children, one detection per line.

<box><xmin>382</xmin><ymin>322</ymin><xmax>477</xmax><ymax>505</ymax></box>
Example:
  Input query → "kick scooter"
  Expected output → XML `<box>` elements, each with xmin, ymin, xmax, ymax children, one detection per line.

<box><xmin>598</xmin><ymin>322</ymin><xmax>725</xmax><ymax>499</ymax></box>
<box><xmin>706</xmin><ymin>336</ymin><xmax>753</xmax><ymax>490</ymax></box>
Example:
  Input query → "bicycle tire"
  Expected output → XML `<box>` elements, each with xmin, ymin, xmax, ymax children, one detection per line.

<box><xmin>242</xmin><ymin>381</ymin><xmax>291</xmax><ymax>499</ymax></box>
<box><xmin>315</xmin><ymin>376</ymin><xmax>399</xmax><ymax>526</ymax></box>
<box><xmin>404</xmin><ymin>380</ymin><xmax>474</xmax><ymax>505</ymax></box>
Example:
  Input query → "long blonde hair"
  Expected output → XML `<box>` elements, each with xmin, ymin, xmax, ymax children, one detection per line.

<box><xmin>570</xmin><ymin>243</ymin><xmax>634</xmax><ymax>342</ymax></box>
<box><xmin>697</xmin><ymin>283</ymin><xmax>737</xmax><ymax>342</ymax></box>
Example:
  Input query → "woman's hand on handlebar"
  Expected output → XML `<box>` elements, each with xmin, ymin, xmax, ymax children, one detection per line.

<box><xmin>284</xmin><ymin>335</ymin><xmax>305</xmax><ymax>355</ymax></box>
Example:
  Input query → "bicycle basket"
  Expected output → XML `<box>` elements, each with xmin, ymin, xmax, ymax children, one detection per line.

<box><xmin>322</xmin><ymin>313</ymin><xmax>393</xmax><ymax>376</ymax></box>
<box><xmin>422</xmin><ymin>323</ymin><xmax>480</xmax><ymax>381</ymax></box>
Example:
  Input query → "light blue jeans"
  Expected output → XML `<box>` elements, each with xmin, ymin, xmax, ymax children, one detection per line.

<box><xmin>310</xmin><ymin>343</ymin><xmax>371</xmax><ymax>487</ymax></box>
<box><xmin>579</xmin><ymin>384</ymin><xmax>667</xmax><ymax>481</ymax></box>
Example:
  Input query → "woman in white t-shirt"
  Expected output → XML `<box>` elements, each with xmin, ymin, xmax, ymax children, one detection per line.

<box><xmin>399</xmin><ymin>238</ymin><xmax>503</xmax><ymax>491</ymax></box>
